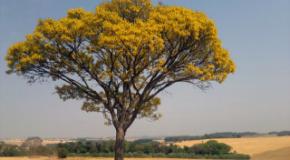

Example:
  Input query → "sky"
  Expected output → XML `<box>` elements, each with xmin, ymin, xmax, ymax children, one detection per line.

<box><xmin>0</xmin><ymin>0</ymin><xmax>290</xmax><ymax>139</ymax></box>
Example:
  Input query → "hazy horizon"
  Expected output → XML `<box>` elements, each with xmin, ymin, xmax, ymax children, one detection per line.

<box><xmin>1</xmin><ymin>130</ymin><xmax>289</xmax><ymax>140</ymax></box>
<box><xmin>1</xmin><ymin>0</ymin><xmax>290</xmax><ymax>139</ymax></box>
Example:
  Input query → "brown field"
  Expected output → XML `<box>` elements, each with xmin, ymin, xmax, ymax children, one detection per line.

<box><xmin>253</xmin><ymin>146</ymin><xmax>290</xmax><ymax>160</ymax></box>
<box><xmin>175</xmin><ymin>136</ymin><xmax>290</xmax><ymax>160</ymax></box>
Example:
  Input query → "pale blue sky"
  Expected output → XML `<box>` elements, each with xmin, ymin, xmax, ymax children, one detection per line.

<box><xmin>0</xmin><ymin>0</ymin><xmax>290</xmax><ymax>139</ymax></box>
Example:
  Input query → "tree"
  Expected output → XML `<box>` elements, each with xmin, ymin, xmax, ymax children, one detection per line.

<box><xmin>190</xmin><ymin>140</ymin><xmax>232</xmax><ymax>155</ymax></box>
<box><xmin>5</xmin><ymin>0</ymin><xmax>235</xmax><ymax>160</ymax></box>
<box><xmin>21</xmin><ymin>137</ymin><xmax>43</xmax><ymax>149</ymax></box>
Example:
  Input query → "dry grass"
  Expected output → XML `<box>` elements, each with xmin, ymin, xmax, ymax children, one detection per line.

<box><xmin>252</xmin><ymin>146</ymin><xmax>290</xmax><ymax>160</ymax></box>
<box><xmin>175</xmin><ymin>136</ymin><xmax>290</xmax><ymax>160</ymax></box>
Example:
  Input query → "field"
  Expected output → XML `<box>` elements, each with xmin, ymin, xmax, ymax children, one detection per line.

<box><xmin>175</xmin><ymin>136</ymin><xmax>290</xmax><ymax>160</ymax></box>
<box><xmin>3</xmin><ymin>139</ymin><xmax>75</xmax><ymax>146</ymax></box>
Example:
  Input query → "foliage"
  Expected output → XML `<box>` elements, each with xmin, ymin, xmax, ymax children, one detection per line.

<box><xmin>21</xmin><ymin>137</ymin><xmax>43</xmax><ymax>149</ymax></box>
<box><xmin>59</xmin><ymin>139</ymin><xmax>248</xmax><ymax>159</ymax></box>
<box><xmin>269</xmin><ymin>131</ymin><xmax>290</xmax><ymax>136</ymax></box>
<box><xmin>189</xmin><ymin>140</ymin><xmax>231</xmax><ymax>155</ymax></box>
<box><xmin>131</xmin><ymin>138</ymin><xmax>153</xmax><ymax>144</ymax></box>
<box><xmin>0</xmin><ymin>142</ymin><xmax>23</xmax><ymax>156</ymax></box>
<box><xmin>0</xmin><ymin>140</ymin><xmax>249</xmax><ymax>159</ymax></box>
<box><xmin>6</xmin><ymin>0</ymin><xmax>235</xmax><ymax>129</ymax></box>
<box><xmin>57</xmin><ymin>147</ymin><xmax>68</xmax><ymax>158</ymax></box>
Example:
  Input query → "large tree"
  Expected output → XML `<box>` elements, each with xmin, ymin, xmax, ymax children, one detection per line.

<box><xmin>5</xmin><ymin>0</ymin><xmax>235</xmax><ymax>159</ymax></box>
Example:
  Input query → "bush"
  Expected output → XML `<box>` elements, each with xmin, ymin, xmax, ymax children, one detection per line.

<box><xmin>57</xmin><ymin>147</ymin><xmax>68</xmax><ymax>158</ymax></box>
<box><xmin>190</xmin><ymin>140</ymin><xmax>232</xmax><ymax>155</ymax></box>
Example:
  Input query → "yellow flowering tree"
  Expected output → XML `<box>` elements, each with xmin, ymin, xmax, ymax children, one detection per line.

<box><xmin>5</xmin><ymin>0</ymin><xmax>235</xmax><ymax>159</ymax></box>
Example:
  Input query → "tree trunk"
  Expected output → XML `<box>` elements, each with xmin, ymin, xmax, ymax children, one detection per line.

<box><xmin>115</xmin><ymin>127</ymin><xmax>126</xmax><ymax>160</ymax></box>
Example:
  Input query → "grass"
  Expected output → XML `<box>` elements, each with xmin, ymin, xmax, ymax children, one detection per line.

<box><xmin>252</xmin><ymin>146</ymin><xmax>290</xmax><ymax>160</ymax></box>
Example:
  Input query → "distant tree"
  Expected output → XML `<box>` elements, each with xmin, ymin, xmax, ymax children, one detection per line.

<box><xmin>21</xmin><ymin>137</ymin><xmax>43</xmax><ymax>149</ymax></box>
<box><xmin>5</xmin><ymin>0</ymin><xmax>235</xmax><ymax>159</ymax></box>
<box><xmin>271</xmin><ymin>131</ymin><xmax>290</xmax><ymax>136</ymax></box>
<box><xmin>190</xmin><ymin>140</ymin><xmax>231</xmax><ymax>155</ymax></box>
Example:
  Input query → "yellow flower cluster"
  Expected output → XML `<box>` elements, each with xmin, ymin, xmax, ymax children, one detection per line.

<box><xmin>6</xmin><ymin>0</ymin><xmax>235</xmax><ymax>85</ymax></box>
<box><xmin>6</xmin><ymin>40</ymin><xmax>44</xmax><ymax>72</ymax></box>
<box><xmin>149</xmin><ymin>7</ymin><xmax>211</xmax><ymax>40</ymax></box>
<box><xmin>98</xmin><ymin>19</ymin><xmax>164</xmax><ymax>57</ymax></box>
<box><xmin>102</xmin><ymin>0</ymin><xmax>152</xmax><ymax>22</ymax></box>
<box><xmin>186</xmin><ymin>64</ymin><xmax>203</xmax><ymax>75</ymax></box>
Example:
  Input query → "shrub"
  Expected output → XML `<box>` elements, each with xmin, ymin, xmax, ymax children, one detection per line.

<box><xmin>190</xmin><ymin>140</ymin><xmax>232</xmax><ymax>155</ymax></box>
<box><xmin>57</xmin><ymin>147</ymin><xmax>68</xmax><ymax>158</ymax></box>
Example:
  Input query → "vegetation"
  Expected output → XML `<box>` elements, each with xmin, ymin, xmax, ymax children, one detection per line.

<box><xmin>0</xmin><ymin>137</ymin><xmax>55</xmax><ymax>157</ymax></box>
<box><xmin>165</xmin><ymin>131</ymin><xmax>290</xmax><ymax>142</ymax></box>
<box><xmin>165</xmin><ymin>132</ymin><xmax>259</xmax><ymax>142</ymax></box>
<box><xmin>57</xmin><ymin>139</ymin><xmax>249</xmax><ymax>159</ymax></box>
<box><xmin>21</xmin><ymin>137</ymin><xmax>43</xmax><ymax>148</ymax></box>
<box><xmin>57</xmin><ymin>147</ymin><xmax>68</xmax><ymax>158</ymax></box>
<box><xmin>0</xmin><ymin>139</ymin><xmax>249</xmax><ymax>159</ymax></box>
<box><xmin>175</xmin><ymin>135</ymin><xmax>290</xmax><ymax>158</ymax></box>
<box><xmin>269</xmin><ymin>131</ymin><xmax>290</xmax><ymax>136</ymax></box>
<box><xmin>5</xmin><ymin>0</ymin><xmax>235</xmax><ymax>159</ymax></box>
<box><xmin>0</xmin><ymin>142</ymin><xmax>23</xmax><ymax>156</ymax></box>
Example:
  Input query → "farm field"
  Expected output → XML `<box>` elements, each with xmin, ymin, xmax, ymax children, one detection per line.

<box><xmin>175</xmin><ymin>136</ymin><xmax>290</xmax><ymax>160</ymax></box>
<box><xmin>3</xmin><ymin>139</ymin><xmax>75</xmax><ymax>146</ymax></box>
<box><xmin>253</xmin><ymin>146</ymin><xmax>290</xmax><ymax>160</ymax></box>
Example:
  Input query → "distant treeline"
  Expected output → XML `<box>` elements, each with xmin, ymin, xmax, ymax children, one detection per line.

<box><xmin>0</xmin><ymin>138</ymin><xmax>249</xmax><ymax>159</ymax></box>
<box><xmin>164</xmin><ymin>131</ymin><xmax>290</xmax><ymax>142</ymax></box>
<box><xmin>164</xmin><ymin>132</ymin><xmax>259</xmax><ymax>142</ymax></box>
<box><xmin>269</xmin><ymin>131</ymin><xmax>290</xmax><ymax>136</ymax></box>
